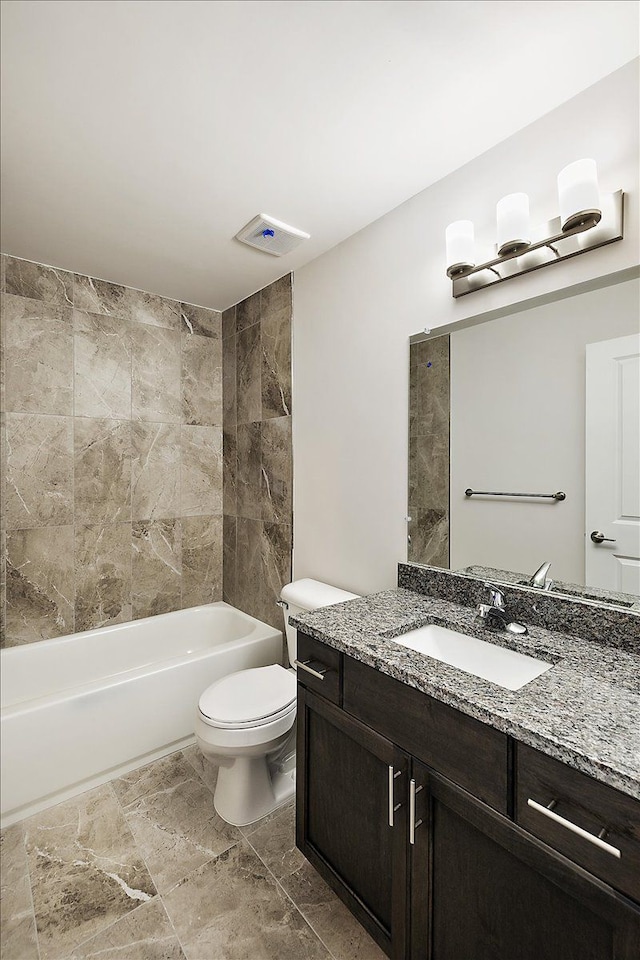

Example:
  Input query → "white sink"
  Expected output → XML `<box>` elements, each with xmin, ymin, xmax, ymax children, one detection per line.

<box><xmin>390</xmin><ymin>623</ymin><xmax>552</xmax><ymax>691</ymax></box>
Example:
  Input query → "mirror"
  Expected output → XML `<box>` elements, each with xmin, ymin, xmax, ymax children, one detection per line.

<box><xmin>408</xmin><ymin>270</ymin><xmax>640</xmax><ymax>608</ymax></box>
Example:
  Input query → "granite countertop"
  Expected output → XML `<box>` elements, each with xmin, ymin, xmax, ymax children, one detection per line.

<box><xmin>290</xmin><ymin>588</ymin><xmax>640</xmax><ymax>800</ymax></box>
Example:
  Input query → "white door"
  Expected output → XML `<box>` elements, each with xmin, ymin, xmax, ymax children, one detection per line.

<box><xmin>585</xmin><ymin>333</ymin><xmax>640</xmax><ymax>595</ymax></box>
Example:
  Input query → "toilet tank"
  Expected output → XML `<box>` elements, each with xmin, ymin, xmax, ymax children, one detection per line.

<box><xmin>280</xmin><ymin>578</ymin><xmax>359</xmax><ymax>665</ymax></box>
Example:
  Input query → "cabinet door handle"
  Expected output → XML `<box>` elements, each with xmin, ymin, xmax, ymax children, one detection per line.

<box><xmin>527</xmin><ymin>798</ymin><xmax>621</xmax><ymax>859</ymax></box>
<box><xmin>294</xmin><ymin>659</ymin><xmax>327</xmax><ymax>681</ymax></box>
<box><xmin>388</xmin><ymin>766</ymin><xmax>402</xmax><ymax>827</ymax></box>
<box><xmin>409</xmin><ymin>779</ymin><xmax>424</xmax><ymax>845</ymax></box>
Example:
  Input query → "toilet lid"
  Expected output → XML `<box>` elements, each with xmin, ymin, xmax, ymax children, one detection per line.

<box><xmin>198</xmin><ymin>664</ymin><xmax>296</xmax><ymax>726</ymax></box>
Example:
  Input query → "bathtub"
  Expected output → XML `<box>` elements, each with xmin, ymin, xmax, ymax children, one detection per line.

<box><xmin>1</xmin><ymin>602</ymin><xmax>283</xmax><ymax>827</ymax></box>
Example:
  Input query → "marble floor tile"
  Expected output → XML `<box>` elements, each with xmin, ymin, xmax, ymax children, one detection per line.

<box><xmin>281</xmin><ymin>861</ymin><xmax>387</xmax><ymax>960</ymax></box>
<box><xmin>0</xmin><ymin>823</ymin><xmax>39</xmax><ymax>960</ymax></box>
<box><xmin>162</xmin><ymin>840</ymin><xmax>330</xmax><ymax>960</ymax></box>
<box><xmin>3</xmin><ymin>747</ymin><xmax>383</xmax><ymax>960</ymax></box>
<box><xmin>244</xmin><ymin>802</ymin><xmax>304</xmax><ymax>880</ymax></box>
<box><xmin>69</xmin><ymin>898</ymin><xmax>185</xmax><ymax>960</ymax></box>
<box><xmin>181</xmin><ymin>744</ymin><xmax>219</xmax><ymax>795</ymax></box>
<box><xmin>239</xmin><ymin>797</ymin><xmax>295</xmax><ymax>839</ymax></box>
<box><xmin>24</xmin><ymin>785</ymin><xmax>157</xmax><ymax>960</ymax></box>
<box><xmin>112</xmin><ymin>752</ymin><xmax>240</xmax><ymax>895</ymax></box>
<box><xmin>3</xmin><ymin>293</ymin><xmax>74</xmax><ymax>415</ymax></box>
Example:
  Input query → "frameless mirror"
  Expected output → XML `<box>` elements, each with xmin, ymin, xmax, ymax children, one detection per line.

<box><xmin>408</xmin><ymin>270</ymin><xmax>640</xmax><ymax>608</ymax></box>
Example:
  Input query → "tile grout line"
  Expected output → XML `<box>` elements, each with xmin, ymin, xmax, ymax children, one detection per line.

<box><xmin>104</xmin><ymin>774</ymin><xmax>194</xmax><ymax>960</ymax></box>
<box><xmin>20</xmin><ymin>821</ymin><xmax>43</xmax><ymax>960</ymax></box>
<box><xmin>242</xmin><ymin>831</ymin><xmax>339</xmax><ymax>960</ymax></box>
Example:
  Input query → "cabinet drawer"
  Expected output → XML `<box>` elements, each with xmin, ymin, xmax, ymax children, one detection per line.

<box><xmin>517</xmin><ymin>743</ymin><xmax>640</xmax><ymax>902</ymax></box>
<box><xmin>343</xmin><ymin>655</ymin><xmax>508</xmax><ymax>814</ymax></box>
<box><xmin>295</xmin><ymin>633</ymin><xmax>342</xmax><ymax>705</ymax></box>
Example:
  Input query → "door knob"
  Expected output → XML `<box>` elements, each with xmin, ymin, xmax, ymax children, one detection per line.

<box><xmin>590</xmin><ymin>530</ymin><xmax>616</xmax><ymax>544</ymax></box>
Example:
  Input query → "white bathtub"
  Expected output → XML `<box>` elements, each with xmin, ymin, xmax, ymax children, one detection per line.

<box><xmin>0</xmin><ymin>602</ymin><xmax>283</xmax><ymax>827</ymax></box>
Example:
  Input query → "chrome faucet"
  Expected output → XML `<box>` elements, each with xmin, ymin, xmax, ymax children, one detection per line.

<box><xmin>529</xmin><ymin>561</ymin><xmax>553</xmax><ymax>591</ymax></box>
<box><xmin>477</xmin><ymin>583</ymin><xmax>528</xmax><ymax>635</ymax></box>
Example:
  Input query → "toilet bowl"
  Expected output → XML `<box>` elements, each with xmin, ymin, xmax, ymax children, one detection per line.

<box><xmin>195</xmin><ymin>579</ymin><xmax>358</xmax><ymax>827</ymax></box>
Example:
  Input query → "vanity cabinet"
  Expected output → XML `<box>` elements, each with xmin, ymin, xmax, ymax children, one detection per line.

<box><xmin>296</xmin><ymin>633</ymin><xmax>640</xmax><ymax>960</ymax></box>
<box><xmin>296</xmin><ymin>684</ymin><xmax>409</xmax><ymax>958</ymax></box>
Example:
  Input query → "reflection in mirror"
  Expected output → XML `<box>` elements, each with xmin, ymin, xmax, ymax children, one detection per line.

<box><xmin>408</xmin><ymin>273</ymin><xmax>640</xmax><ymax>607</ymax></box>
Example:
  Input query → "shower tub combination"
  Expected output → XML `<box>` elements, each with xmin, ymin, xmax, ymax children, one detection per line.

<box><xmin>0</xmin><ymin>603</ymin><xmax>283</xmax><ymax>827</ymax></box>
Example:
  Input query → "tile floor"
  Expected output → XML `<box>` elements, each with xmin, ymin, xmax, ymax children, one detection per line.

<box><xmin>0</xmin><ymin>747</ymin><xmax>386</xmax><ymax>960</ymax></box>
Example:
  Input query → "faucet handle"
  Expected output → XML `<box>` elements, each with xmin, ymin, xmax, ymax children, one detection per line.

<box><xmin>484</xmin><ymin>582</ymin><xmax>506</xmax><ymax>609</ymax></box>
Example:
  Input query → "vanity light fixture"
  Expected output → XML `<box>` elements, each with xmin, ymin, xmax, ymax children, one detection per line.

<box><xmin>445</xmin><ymin>220</ymin><xmax>475</xmax><ymax>278</ymax></box>
<box><xmin>496</xmin><ymin>193</ymin><xmax>531</xmax><ymax>257</ymax></box>
<box><xmin>445</xmin><ymin>159</ymin><xmax>624</xmax><ymax>298</ymax></box>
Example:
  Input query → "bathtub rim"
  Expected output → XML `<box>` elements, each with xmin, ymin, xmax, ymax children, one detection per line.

<box><xmin>1</xmin><ymin>600</ymin><xmax>283</xmax><ymax>710</ymax></box>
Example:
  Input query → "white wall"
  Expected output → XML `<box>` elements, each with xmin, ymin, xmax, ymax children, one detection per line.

<box><xmin>292</xmin><ymin>60</ymin><xmax>640</xmax><ymax>595</ymax></box>
<box><xmin>449</xmin><ymin>278</ymin><xmax>639</xmax><ymax>585</ymax></box>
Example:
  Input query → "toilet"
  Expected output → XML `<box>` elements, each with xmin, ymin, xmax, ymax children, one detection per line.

<box><xmin>195</xmin><ymin>579</ymin><xmax>359</xmax><ymax>826</ymax></box>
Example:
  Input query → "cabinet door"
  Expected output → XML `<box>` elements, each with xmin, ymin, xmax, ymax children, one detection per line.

<box><xmin>297</xmin><ymin>685</ymin><xmax>409</xmax><ymax>959</ymax></box>
<box><xmin>410</xmin><ymin>763</ymin><xmax>640</xmax><ymax>960</ymax></box>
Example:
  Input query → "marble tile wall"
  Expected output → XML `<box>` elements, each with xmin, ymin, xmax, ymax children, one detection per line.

<box><xmin>222</xmin><ymin>275</ymin><xmax>293</xmax><ymax>633</ymax></box>
<box><xmin>408</xmin><ymin>335</ymin><xmax>450</xmax><ymax>568</ymax></box>
<box><xmin>0</xmin><ymin>255</ymin><xmax>223</xmax><ymax>646</ymax></box>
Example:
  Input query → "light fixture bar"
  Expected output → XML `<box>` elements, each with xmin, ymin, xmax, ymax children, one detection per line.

<box><xmin>451</xmin><ymin>190</ymin><xmax>623</xmax><ymax>298</ymax></box>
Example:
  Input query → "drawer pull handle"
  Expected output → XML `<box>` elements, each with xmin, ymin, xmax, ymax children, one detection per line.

<box><xmin>388</xmin><ymin>766</ymin><xmax>402</xmax><ymax>827</ymax></box>
<box><xmin>409</xmin><ymin>779</ymin><xmax>424</xmax><ymax>845</ymax></box>
<box><xmin>294</xmin><ymin>659</ymin><xmax>327</xmax><ymax>681</ymax></box>
<box><xmin>527</xmin><ymin>798</ymin><xmax>621</xmax><ymax>859</ymax></box>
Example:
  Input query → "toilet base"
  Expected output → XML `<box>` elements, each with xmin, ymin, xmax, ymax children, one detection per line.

<box><xmin>213</xmin><ymin>754</ymin><xmax>296</xmax><ymax>827</ymax></box>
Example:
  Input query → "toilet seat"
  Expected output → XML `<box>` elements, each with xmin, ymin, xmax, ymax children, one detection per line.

<box><xmin>198</xmin><ymin>664</ymin><xmax>296</xmax><ymax>729</ymax></box>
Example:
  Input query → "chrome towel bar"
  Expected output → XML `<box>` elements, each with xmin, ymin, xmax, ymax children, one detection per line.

<box><xmin>465</xmin><ymin>488</ymin><xmax>566</xmax><ymax>501</ymax></box>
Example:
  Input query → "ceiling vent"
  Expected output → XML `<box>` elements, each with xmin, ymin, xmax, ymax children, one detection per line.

<box><xmin>235</xmin><ymin>214</ymin><xmax>310</xmax><ymax>257</ymax></box>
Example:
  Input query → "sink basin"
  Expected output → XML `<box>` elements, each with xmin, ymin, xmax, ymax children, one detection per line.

<box><xmin>390</xmin><ymin>624</ymin><xmax>552</xmax><ymax>691</ymax></box>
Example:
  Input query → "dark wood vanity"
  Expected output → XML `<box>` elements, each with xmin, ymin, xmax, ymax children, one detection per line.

<box><xmin>295</xmin><ymin>631</ymin><xmax>640</xmax><ymax>960</ymax></box>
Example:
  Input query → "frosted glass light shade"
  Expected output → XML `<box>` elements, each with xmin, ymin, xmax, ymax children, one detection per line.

<box><xmin>445</xmin><ymin>220</ymin><xmax>475</xmax><ymax>278</ymax></box>
<box><xmin>558</xmin><ymin>159</ymin><xmax>601</xmax><ymax>232</ymax></box>
<box><xmin>496</xmin><ymin>193</ymin><xmax>530</xmax><ymax>256</ymax></box>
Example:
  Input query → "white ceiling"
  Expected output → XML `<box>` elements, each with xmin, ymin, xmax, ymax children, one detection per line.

<box><xmin>1</xmin><ymin>0</ymin><xmax>638</xmax><ymax>311</ymax></box>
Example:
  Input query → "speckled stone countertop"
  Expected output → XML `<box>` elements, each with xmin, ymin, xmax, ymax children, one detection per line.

<box><xmin>290</xmin><ymin>589</ymin><xmax>640</xmax><ymax>801</ymax></box>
